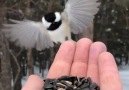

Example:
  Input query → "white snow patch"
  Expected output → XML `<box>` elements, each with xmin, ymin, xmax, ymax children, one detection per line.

<box><xmin>119</xmin><ymin>65</ymin><xmax>129</xmax><ymax>90</ymax></box>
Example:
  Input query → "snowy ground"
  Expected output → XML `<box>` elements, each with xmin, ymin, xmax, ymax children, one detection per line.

<box><xmin>119</xmin><ymin>65</ymin><xmax>129</xmax><ymax>90</ymax></box>
<box><xmin>22</xmin><ymin>66</ymin><xmax>48</xmax><ymax>86</ymax></box>
<box><xmin>22</xmin><ymin>65</ymin><xmax>129</xmax><ymax>90</ymax></box>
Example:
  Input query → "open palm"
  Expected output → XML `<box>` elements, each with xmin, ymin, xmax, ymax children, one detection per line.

<box><xmin>22</xmin><ymin>38</ymin><xmax>123</xmax><ymax>90</ymax></box>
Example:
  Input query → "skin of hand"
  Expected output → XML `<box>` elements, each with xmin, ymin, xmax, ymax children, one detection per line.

<box><xmin>21</xmin><ymin>38</ymin><xmax>123</xmax><ymax>90</ymax></box>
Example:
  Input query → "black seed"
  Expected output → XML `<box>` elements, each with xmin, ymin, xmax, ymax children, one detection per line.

<box><xmin>90</xmin><ymin>83</ymin><xmax>97</xmax><ymax>88</ymax></box>
<box><xmin>58</xmin><ymin>76</ymin><xmax>78</xmax><ymax>86</ymax></box>
<box><xmin>77</xmin><ymin>88</ymin><xmax>90</xmax><ymax>90</ymax></box>
<box><xmin>78</xmin><ymin>82</ymin><xmax>90</xmax><ymax>89</ymax></box>
<box><xmin>77</xmin><ymin>77</ymin><xmax>87</xmax><ymax>86</ymax></box>
<box><xmin>87</xmin><ymin>77</ymin><xmax>92</xmax><ymax>84</ymax></box>
<box><xmin>43</xmin><ymin>79</ymin><xmax>57</xmax><ymax>90</ymax></box>
<box><xmin>43</xmin><ymin>76</ymin><xmax>100</xmax><ymax>90</ymax></box>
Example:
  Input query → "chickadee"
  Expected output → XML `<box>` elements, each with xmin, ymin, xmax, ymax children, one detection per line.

<box><xmin>3</xmin><ymin>0</ymin><xmax>100</xmax><ymax>51</ymax></box>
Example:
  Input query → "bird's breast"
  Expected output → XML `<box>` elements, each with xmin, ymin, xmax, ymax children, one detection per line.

<box><xmin>48</xmin><ymin>21</ymin><xmax>71</xmax><ymax>43</ymax></box>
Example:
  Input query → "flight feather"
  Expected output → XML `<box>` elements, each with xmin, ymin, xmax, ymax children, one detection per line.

<box><xmin>3</xmin><ymin>20</ymin><xmax>53</xmax><ymax>50</ymax></box>
<box><xmin>62</xmin><ymin>0</ymin><xmax>100</xmax><ymax>34</ymax></box>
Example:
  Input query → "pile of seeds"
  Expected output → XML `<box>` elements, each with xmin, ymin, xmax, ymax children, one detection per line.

<box><xmin>43</xmin><ymin>76</ymin><xmax>100</xmax><ymax>90</ymax></box>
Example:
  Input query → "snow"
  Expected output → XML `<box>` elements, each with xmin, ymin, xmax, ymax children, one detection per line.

<box><xmin>119</xmin><ymin>65</ymin><xmax>129</xmax><ymax>90</ymax></box>
<box><xmin>22</xmin><ymin>66</ymin><xmax>48</xmax><ymax>86</ymax></box>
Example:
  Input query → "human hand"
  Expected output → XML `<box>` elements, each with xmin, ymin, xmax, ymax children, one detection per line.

<box><xmin>21</xmin><ymin>38</ymin><xmax>123</xmax><ymax>90</ymax></box>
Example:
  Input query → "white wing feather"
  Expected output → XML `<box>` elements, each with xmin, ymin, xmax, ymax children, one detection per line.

<box><xmin>62</xmin><ymin>0</ymin><xmax>100</xmax><ymax>34</ymax></box>
<box><xmin>3</xmin><ymin>20</ymin><xmax>53</xmax><ymax>51</ymax></box>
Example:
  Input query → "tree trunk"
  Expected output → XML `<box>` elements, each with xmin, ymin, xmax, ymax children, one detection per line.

<box><xmin>0</xmin><ymin>29</ymin><xmax>12</xmax><ymax>90</ymax></box>
<box><xmin>27</xmin><ymin>49</ymin><xmax>34</xmax><ymax>75</ymax></box>
<box><xmin>0</xmin><ymin>2</ymin><xmax>12</xmax><ymax>90</ymax></box>
<box><xmin>0</xmin><ymin>39</ymin><xmax>12</xmax><ymax>90</ymax></box>
<box><xmin>23</xmin><ymin>0</ymin><xmax>31</xmax><ymax>18</ymax></box>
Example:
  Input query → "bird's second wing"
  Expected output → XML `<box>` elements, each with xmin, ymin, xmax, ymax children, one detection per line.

<box><xmin>3</xmin><ymin>20</ymin><xmax>53</xmax><ymax>50</ymax></box>
<box><xmin>62</xmin><ymin>0</ymin><xmax>100</xmax><ymax>34</ymax></box>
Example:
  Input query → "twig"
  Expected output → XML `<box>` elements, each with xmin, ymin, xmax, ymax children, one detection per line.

<box><xmin>5</xmin><ymin>39</ymin><xmax>20</xmax><ymax>90</ymax></box>
<box><xmin>16</xmin><ymin>49</ymin><xmax>23</xmax><ymax>58</ymax></box>
<box><xmin>27</xmin><ymin>49</ymin><xmax>34</xmax><ymax>75</ymax></box>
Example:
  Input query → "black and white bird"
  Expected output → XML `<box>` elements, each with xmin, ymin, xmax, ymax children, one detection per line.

<box><xmin>3</xmin><ymin>0</ymin><xmax>100</xmax><ymax>51</ymax></box>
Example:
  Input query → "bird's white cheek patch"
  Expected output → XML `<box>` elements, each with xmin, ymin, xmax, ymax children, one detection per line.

<box><xmin>55</xmin><ymin>12</ymin><xmax>61</xmax><ymax>22</ymax></box>
<box><xmin>42</xmin><ymin>17</ymin><xmax>51</xmax><ymax>28</ymax></box>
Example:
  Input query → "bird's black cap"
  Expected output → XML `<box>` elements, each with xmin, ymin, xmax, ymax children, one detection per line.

<box><xmin>44</xmin><ymin>12</ymin><xmax>56</xmax><ymax>23</ymax></box>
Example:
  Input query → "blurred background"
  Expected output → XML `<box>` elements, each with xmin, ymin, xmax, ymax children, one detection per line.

<box><xmin>0</xmin><ymin>0</ymin><xmax>129</xmax><ymax>90</ymax></box>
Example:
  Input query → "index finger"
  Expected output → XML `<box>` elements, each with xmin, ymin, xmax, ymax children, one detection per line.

<box><xmin>47</xmin><ymin>41</ymin><xmax>76</xmax><ymax>78</ymax></box>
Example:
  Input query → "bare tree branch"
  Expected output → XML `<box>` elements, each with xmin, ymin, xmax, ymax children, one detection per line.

<box><xmin>5</xmin><ymin>39</ymin><xmax>20</xmax><ymax>90</ymax></box>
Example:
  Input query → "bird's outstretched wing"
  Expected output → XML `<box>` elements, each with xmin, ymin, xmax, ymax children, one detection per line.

<box><xmin>62</xmin><ymin>0</ymin><xmax>100</xmax><ymax>34</ymax></box>
<box><xmin>3</xmin><ymin>19</ymin><xmax>53</xmax><ymax>51</ymax></box>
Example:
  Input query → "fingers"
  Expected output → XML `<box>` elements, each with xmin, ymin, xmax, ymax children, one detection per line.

<box><xmin>87</xmin><ymin>42</ymin><xmax>107</xmax><ymax>84</ymax></box>
<box><xmin>70</xmin><ymin>38</ymin><xmax>92</xmax><ymax>77</ymax></box>
<box><xmin>21</xmin><ymin>75</ymin><xmax>43</xmax><ymax>90</ymax></box>
<box><xmin>47</xmin><ymin>41</ymin><xmax>76</xmax><ymax>78</ymax></box>
<box><xmin>99</xmin><ymin>52</ymin><xmax>123</xmax><ymax>90</ymax></box>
